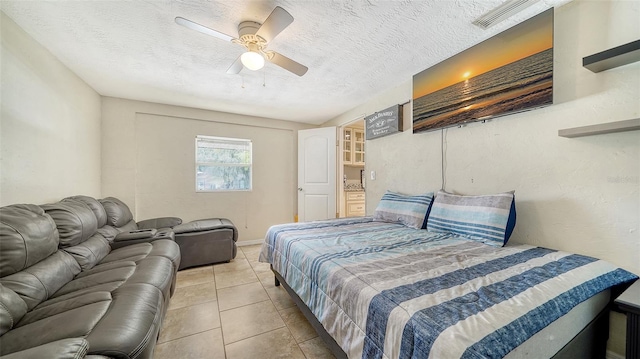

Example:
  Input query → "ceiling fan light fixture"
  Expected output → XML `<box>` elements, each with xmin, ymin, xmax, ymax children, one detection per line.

<box><xmin>177</xmin><ymin>6</ymin><xmax>307</xmax><ymax>76</ymax></box>
<box><xmin>241</xmin><ymin>51</ymin><xmax>265</xmax><ymax>71</ymax></box>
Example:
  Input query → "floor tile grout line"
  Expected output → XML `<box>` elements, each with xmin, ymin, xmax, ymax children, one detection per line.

<box><xmin>175</xmin><ymin>277</ymin><xmax>214</xmax><ymax>285</ymax></box>
<box><xmin>219</xmin><ymin>298</ymin><xmax>271</xmax><ymax>313</ymax></box>
<box><xmin>221</xmin><ymin>323</ymin><xmax>289</xmax><ymax>346</ymax></box>
<box><xmin>157</xmin><ymin>325</ymin><xmax>222</xmax><ymax>345</ymax></box>
<box><xmin>216</xmin><ymin>280</ymin><xmax>262</xmax><ymax>292</ymax></box>
<box><xmin>277</xmin><ymin>307</ymin><xmax>320</xmax><ymax>345</ymax></box>
<box><xmin>167</xmin><ymin>297</ymin><xmax>218</xmax><ymax>312</ymax></box>
<box><xmin>213</xmin><ymin>263</ymin><xmax>229</xmax><ymax>359</ymax></box>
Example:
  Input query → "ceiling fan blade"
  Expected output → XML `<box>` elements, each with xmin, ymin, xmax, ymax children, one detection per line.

<box><xmin>267</xmin><ymin>51</ymin><xmax>308</xmax><ymax>76</ymax></box>
<box><xmin>175</xmin><ymin>17</ymin><xmax>234</xmax><ymax>42</ymax></box>
<box><xmin>255</xmin><ymin>6</ymin><xmax>294</xmax><ymax>43</ymax></box>
<box><xmin>226</xmin><ymin>56</ymin><xmax>243</xmax><ymax>74</ymax></box>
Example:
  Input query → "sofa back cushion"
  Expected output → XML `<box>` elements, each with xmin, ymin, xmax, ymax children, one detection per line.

<box><xmin>99</xmin><ymin>197</ymin><xmax>134</xmax><ymax>228</ymax></box>
<box><xmin>0</xmin><ymin>284</ymin><xmax>28</xmax><ymax>335</ymax></box>
<box><xmin>0</xmin><ymin>204</ymin><xmax>59</xmax><ymax>277</ymax></box>
<box><xmin>96</xmin><ymin>222</ymin><xmax>138</xmax><ymax>244</ymax></box>
<box><xmin>0</xmin><ymin>251</ymin><xmax>80</xmax><ymax>310</ymax></box>
<box><xmin>63</xmin><ymin>234</ymin><xmax>111</xmax><ymax>271</ymax></box>
<box><xmin>63</xmin><ymin>195</ymin><xmax>108</xmax><ymax>228</ymax></box>
<box><xmin>42</xmin><ymin>201</ymin><xmax>98</xmax><ymax>248</ymax></box>
<box><xmin>97</xmin><ymin>226</ymin><xmax>120</xmax><ymax>242</ymax></box>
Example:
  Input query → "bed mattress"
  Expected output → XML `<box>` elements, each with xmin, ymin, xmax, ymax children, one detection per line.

<box><xmin>505</xmin><ymin>288</ymin><xmax>608</xmax><ymax>358</ymax></box>
<box><xmin>259</xmin><ymin>217</ymin><xmax>636</xmax><ymax>359</ymax></box>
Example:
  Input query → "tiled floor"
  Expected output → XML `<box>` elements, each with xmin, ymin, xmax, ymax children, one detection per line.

<box><xmin>154</xmin><ymin>245</ymin><xmax>336</xmax><ymax>359</ymax></box>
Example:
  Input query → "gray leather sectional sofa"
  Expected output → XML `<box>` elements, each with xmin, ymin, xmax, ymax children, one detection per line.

<box><xmin>0</xmin><ymin>195</ymin><xmax>182</xmax><ymax>358</ymax></box>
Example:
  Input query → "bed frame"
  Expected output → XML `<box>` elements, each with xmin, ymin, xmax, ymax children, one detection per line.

<box><xmin>272</xmin><ymin>268</ymin><xmax>610</xmax><ymax>359</ymax></box>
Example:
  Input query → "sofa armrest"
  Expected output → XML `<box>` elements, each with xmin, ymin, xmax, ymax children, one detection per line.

<box><xmin>115</xmin><ymin>228</ymin><xmax>157</xmax><ymax>241</ymax></box>
<box><xmin>0</xmin><ymin>338</ymin><xmax>89</xmax><ymax>359</ymax></box>
<box><xmin>110</xmin><ymin>229</ymin><xmax>175</xmax><ymax>250</ymax></box>
<box><xmin>137</xmin><ymin>217</ymin><xmax>182</xmax><ymax>230</ymax></box>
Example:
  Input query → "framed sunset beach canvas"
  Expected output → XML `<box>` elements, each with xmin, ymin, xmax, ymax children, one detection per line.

<box><xmin>413</xmin><ymin>9</ymin><xmax>554</xmax><ymax>134</ymax></box>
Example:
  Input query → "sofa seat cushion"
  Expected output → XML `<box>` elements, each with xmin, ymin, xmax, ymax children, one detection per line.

<box><xmin>123</xmin><ymin>256</ymin><xmax>174</xmax><ymax>300</ymax></box>
<box><xmin>52</xmin><ymin>255</ymin><xmax>174</xmax><ymax>302</ymax></box>
<box><xmin>0</xmin><ymin>293</ymin><xmax>111</xmax><ymax>355</ymax></box>
<box><xmin>75</xmin><ymin>260</ymin><xmax>138</xmax><ymax>279</ymax></box>
<box><xmin>0</xmin><ymin>338</ymin><xmax>89</xmax><ymax>359</ymax></box>
<box><xmin>35</xmin><ymin>282</ymin><xmax>123</xmax><ymax>310</ymax></box>
<box><xmin>147</xmin><ymin>239</ymin><xmax>181</xmax><ymax>270</ymax></box>
<box><xmin>85</xmin><ymin>283</ymin><xmax>164</xmax><ymax>358</ymax></box>
<box><xmin>53</xmin><ymin>263</ymin><xmax>136</xmax><ymax>298</ymax></box>
<box><xmin>100</xmin><ymin>242</ymin><xmax>154</xmax><ymax>262</ymax></box>
<box><xmin>100</xmin><ymin>240</ymin><xmax>180</xmax><ymax>272</ymax></box>
<box><xmin>17</xmin><ymin>291</ymin><xmax>112</xmax><ymax>327</ymax></box>
<box><xmin>1</xmin><ymin>284</ymin><xmax>165</xmax><ymax>359</ymax></box>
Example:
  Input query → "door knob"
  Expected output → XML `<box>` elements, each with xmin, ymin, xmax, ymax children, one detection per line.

<box><xmin>298</xmin><ymin>187</ymin><xmax>303</xmax><ymax>191</ymax></box>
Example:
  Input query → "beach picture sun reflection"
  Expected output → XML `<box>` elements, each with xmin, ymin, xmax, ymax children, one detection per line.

<box><xmin>412</xmin><ymin>9</ymin><xmax>554</xmax><ymax>133</ymax></box>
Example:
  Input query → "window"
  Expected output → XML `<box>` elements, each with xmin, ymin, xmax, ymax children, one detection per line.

<box><xmin>195</xmin><ymin>135</ymin><xmax>252</xmax><ymax>192</ymax></box>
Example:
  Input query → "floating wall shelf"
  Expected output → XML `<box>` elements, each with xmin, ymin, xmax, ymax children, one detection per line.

<box><xmin>558</xmin><ymin>118</ymin><xmax>640</xmax><ymax>138</ymax></box>
<box><xmin>583</xmin><ymin>40</ymin><xmax>640</xmax><ymax>73</ymax></box>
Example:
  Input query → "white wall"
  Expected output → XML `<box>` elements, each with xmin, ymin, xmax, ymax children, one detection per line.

<box><xmin>0</xmin><ymin>12</ymin><xmax>101</xmax><ymax>205</ymax></box>
<box><xmin>101</xmin><ymin>97</ymin><xmax>315</xmax><ymax>241</ymax></box>
<box><xmin>324</xmin><ymin>0</ymin><xmax>639</xmax><ymax>355</ymax></box>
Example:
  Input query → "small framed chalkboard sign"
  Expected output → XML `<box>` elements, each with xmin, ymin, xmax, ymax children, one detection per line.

<box><xmin>365</xmin><ymin>104</ymin><xmax>403</xmax><ymax>140</ymax></box>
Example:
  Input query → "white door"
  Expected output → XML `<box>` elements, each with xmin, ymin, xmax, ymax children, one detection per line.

<box><xmin>298</xmin><ymin>127</ymin><xmax>337</xmax><ymax>222</ymax></box>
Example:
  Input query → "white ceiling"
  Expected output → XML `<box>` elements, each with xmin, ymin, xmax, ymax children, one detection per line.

<box><xmin>1</xmin><ymin>0</ymin><xmax>570</xmax><ymax>125</ymax></box>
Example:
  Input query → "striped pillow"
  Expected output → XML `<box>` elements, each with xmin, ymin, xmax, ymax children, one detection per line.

<box><xmin>374</xmin><ymin>191</ymin><xmax>434</xmax><ymax>229</ymax></box>
<box><xmin>427</xmin><ymin>190</ymin><xmax>516</xmax><ymax>247</ymax></box>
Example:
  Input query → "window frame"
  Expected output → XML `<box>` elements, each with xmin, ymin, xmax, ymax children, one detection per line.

<box><xmin>195</xmin><ymin>135</ymin><xmax>253</xmax><ymax>193</ymax></box>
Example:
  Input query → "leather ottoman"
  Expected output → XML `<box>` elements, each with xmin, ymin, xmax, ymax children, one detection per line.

<box><xmin>173</xmin><ymin>218</ymin><xmax>238</xmax><ymax>270</ymax></box>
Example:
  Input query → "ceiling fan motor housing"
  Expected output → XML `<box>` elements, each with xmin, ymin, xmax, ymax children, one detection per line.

<box><xmin>236</xmin><ymin>21</ymin><xmax>268</xmax><ymax>53</ymax></box>
<box><xmin>238</xmin><ymin>21</ymin><xmax>262</xmax><ymax>38</ymax></box>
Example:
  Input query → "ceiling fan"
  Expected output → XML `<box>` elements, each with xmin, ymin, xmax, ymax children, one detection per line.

<box><xmin>175</xmin><ymin>6</ymin><xmax>308</xmax><ymax>76</ymax></box>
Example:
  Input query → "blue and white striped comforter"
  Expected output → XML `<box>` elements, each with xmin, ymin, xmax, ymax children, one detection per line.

<box><xmin>258</xmin><ymin>217</ymin><xmax>636</xmax><ymax>359</ymax></box>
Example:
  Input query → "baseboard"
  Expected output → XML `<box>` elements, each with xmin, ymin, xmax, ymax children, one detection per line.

<box><xmin>237</xmin><ymin>239</ymin><xmax>264</xmax><ymax>246</ymax></box>
<box><xmin>606</xmin><ymin>349</ymin><xmax>625</xmax><ymax>359</ymax></box>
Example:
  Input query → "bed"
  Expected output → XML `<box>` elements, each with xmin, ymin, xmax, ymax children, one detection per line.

<box><xmin>258</xmin><ymin>216</ymin><xmax>636</xmax><ymax>359</ymax></box>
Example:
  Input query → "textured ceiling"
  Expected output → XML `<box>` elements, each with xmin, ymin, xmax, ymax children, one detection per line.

<box><xmin>1</xmin><ymin>0</ymin><xmax>570</xmax><ymax>125</ymax></box>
